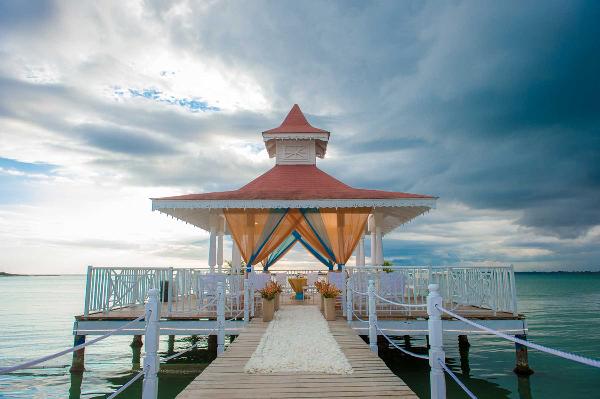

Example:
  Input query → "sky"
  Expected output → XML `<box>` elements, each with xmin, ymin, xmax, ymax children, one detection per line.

<box><xmin>0</xmin><ymin>0</ymin><xmax>599</xmax><ymax>274</ymax></box>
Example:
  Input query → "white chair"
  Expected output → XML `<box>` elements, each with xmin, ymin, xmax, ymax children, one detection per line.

<box><xmin>249</xmin><ymin>272</ymin><xmax>272</xmax><ymax>292</ymax></box>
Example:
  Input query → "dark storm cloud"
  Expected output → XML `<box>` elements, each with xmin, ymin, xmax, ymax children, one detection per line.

<box><xmin>1</xmin><ymin>0</ymin><xmax>600</xmax><ymax>269</ymax></box>
<box><xmin>73</xmin><ymin>123</ymin><xmax>179</xmax><ymax>156</ymax></box>
<box><xmin>209</xmin><ymin>0</ymin><xmax>599</xmax><ymax>239</ymax></box>
<box><xmin>0</xmin><ymin>0</ymin><xmax>55</xmax><ymax>33</ymax></box>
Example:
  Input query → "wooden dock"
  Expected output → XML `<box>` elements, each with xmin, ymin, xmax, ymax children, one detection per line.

<box><xmin>176</xmin><ymin>317</ymin><xmax>418</xmax><ymax>398</ymax></box>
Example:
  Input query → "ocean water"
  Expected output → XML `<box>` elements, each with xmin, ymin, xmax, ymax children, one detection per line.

<box><xmin>0</xmin><ymin>273</ymin><xmax>599</xmax><ymax>398</ymax></box>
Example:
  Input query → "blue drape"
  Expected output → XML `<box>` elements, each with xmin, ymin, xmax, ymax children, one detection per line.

<box><xmin>263</xmin><ymin>234</ymin><xmax>298</xmax><ymax>270</ymax></box>
<box><xmin>246</xmin><ymin>208</ymin><xmax>289</xmax><ymax>272</ymax></box>
<box><xmin>299</xmin><ymin>208</ymin><xmax>337</xmax><ymax>266</ymax></box>
<box><xmin>293</xmin><ymin>231</ymin><xmax>335</xmax><ymax>270</ymax></box>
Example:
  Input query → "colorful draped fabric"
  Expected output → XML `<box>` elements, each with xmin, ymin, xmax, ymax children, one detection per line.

<box><xmin>298</xmin><ymin>208</ymin><xmax>371</xmax><ymax>266</ymax></box>
<box><xmin>224</xmin><ymin>208</ymin><xmax>301</xmax><ymax>270</ymax></box>
<box><xmin>262</xmin><ymin>234</ymin><xmax>298</xmax><ymax>270</ymax></box>
<box><xmin>293</xmin><ymin>231</ymin><xmax>335</xmax><ymax>269</ymax></box>
<box><xmin>224</xmin><ymin>208</ymin><xmax>370</xmax><ymax>272</ymax></box>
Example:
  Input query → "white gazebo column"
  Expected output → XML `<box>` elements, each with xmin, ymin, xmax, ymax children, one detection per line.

<box><xmin>217</xmin><ymin>215</ymin><xmax>225</xmax><ymax>273</ymax></box>
<box><xmin>357</xmin><ymin>236</ymin><xmax>365</xmax><ymax>267</ymax></box>
<box><xmin>369</xmin><ymin>214</ymin><xmax>377</xmax><ymax>266</ymax></box>
<box><xmin>374</xmin><ymin>213</ymin><xmax>384</xmax><ymax>266</ymax></box>
<box><xmin>231</xmin><ymin>239</ymin><xmax>241</xmax><ymax>274</ymax></box>
<box><xmin>208</xmin><ymin>215</ymin><xmax>217</xmax><ymax>273</ymax></box>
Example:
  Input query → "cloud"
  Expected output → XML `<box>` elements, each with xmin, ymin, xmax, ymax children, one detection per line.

<box><xmin>0</xmin><ymin>1</ymin><xmax>598</xmax><ymax>272</ymax></box>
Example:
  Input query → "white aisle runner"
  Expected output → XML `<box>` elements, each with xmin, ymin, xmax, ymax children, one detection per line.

<box><xmin>244</xmin><ymin>305</ymin><xmax>354</xmax><ymax>374</ymax></box>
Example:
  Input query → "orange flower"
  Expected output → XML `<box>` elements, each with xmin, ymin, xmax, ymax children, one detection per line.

<box><xmin>320</xmin><ymin>282</ymin><xmax>341</xmax><ymax>299</ymax></box>
<box><xmin>260</xmin><ymin>281</ymin><xmax>280</xmax><ymax>300</ymax></box>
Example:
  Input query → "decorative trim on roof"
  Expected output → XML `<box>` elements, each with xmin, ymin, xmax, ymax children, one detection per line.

<box><xmin>152</xmin><ymin>198</ymin><xmax>437</xmax><ymax>211</ymax></box>
<box><xmin>262</xmin><ymin>132</ymin><xmax>330</xmax><ymax>142</ymax></box>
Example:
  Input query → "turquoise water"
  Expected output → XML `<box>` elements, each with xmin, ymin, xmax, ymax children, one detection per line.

<box><xmin>0</xmin><ymin>273</ymin><xmax>599</xmax><ymax>398</ymax></box>
<box><xmin>383</xmin><ymin>272</ymin><xmax>600</xmax><ymax>398</ymax></box>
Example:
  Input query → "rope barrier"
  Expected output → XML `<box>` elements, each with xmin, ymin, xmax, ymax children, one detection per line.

<box><xmin>164</xmin><ymin>308</ymin><xmax>242</xmax><ymax>363</ymax></box>
<box><xmin>438</xmin><ymin>359</ymin><xmax>478</xmax><ymax>399</ymax></box>
<box><xmin>106</xmin><ymin>369</ymin><xmax>145</xmax><ymax>399</ymax></box>
<box><xmin>351</xmin><ymin>309</ymin><xmax>369</xmax><ymax>323</ymax></box>
<box><xmin>374</xmin><ymin>293</ymin><xmax>428</xmax><ymax>308</ymax></box>
<box><xmin>436</xmin><ymin>305</ymin><xmax>600</xmax><ymax>369</ymax></box>
<box><xmin>163</xmin><ymin>338</ymin><xmax>210</xmax><ymax>362</ymax></box>
<box><xmin>374</xmin><ymin>323</ymin><xmax>429</xmax><ymax>360</ymax></box>
<box><xmin>226</xmin><ymin>309</ymin><xmax>245</xmax><ymax>321</ymax></box>
<box><xmin>0</xmin><ymin>314</ymin><xmax>147</xmax><ymax>374</ymax></box>
<box><xmin>350</xmin><ymin>288</ymin><xmax>368</xmax><ymax>296</ymax></box>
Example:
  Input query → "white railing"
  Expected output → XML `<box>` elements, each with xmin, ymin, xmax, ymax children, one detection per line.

<box><xmin>351</xmin><ymin>279</ymin><xmax>600</xmax><ymax>399</ymax></box>
<box><xmin>1</xmin><ymin>285</ymin><xmax>239</xmax><ymax>399</ymax></box>
<box><xmin>84</xmin><ymin>266</ymin><xmax>245</xmax><ymax>317</ymax></box>
<box><xmin>346</xmin><ymin>264</ymin><xmax>518</xmax><ymax>317</ymax></box>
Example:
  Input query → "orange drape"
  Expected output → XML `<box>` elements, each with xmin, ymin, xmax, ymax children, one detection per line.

<box><xmin>224</xmin><ymin>209</ymin><xmax>301</xmax><ymax>266</ymax></box>
<box><xmin>224</xmin><ymin>208</ymin><xmax>370</xmax><ymax>267</ymax></box>
<box><xmin>320</xmin><ymin>208</ymin><xmax>370</xmax><ymax>264</ymax></box>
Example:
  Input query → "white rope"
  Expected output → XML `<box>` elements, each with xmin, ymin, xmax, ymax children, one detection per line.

<box><xmin>437</xmin><ymin>305</ymin><xmax>600</xmax><ymax>369</ymax></box>
<box><xmin>351</xmin><ymin>309</ymin><xmax>369</xmax><ymax>323</ymax></box>
<box><xmin>0</xmin><ymin>314</ymin><xmax>146</xmax><ymax>374</ymax></box>
<box><xmin>163</xmin><ymin>324</ymin><xmax>221</xmax><ymax>362</ymax></box>
<box><xmin>106</xmin><ymin>369</ymin><xmax>144</xmax><ymax>399</ymax></box>
<box><xmin>226</xmin><ymin>309</ymin><xmax>245</xmax><ymax>321</ymax></box>
<box><xmin>374</xmin><ymin>293</ymin><xmax>427</xmax><ymax>308</ymax></box>
<box><xmin>350</xmin><ymin>288</ymin><xmax>368</xmax><ymax>296</ymax></box>
<box><xmin>438</xmin><ymin>359</ymin><xmax>478</xmax><ymax>399</ymax></box>
<box><xmin>375</xmin><ymin>323</ymin><xmax>429</xmax><ymax>360</ymax></box>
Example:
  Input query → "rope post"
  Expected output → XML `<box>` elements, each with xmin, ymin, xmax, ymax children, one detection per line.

<box><xmin>217</xmin><ymin>282</ymin><xmax>225</xmax><ymax>356</ymax></box>
<box><xmin>427</xmin><ymin>283</ymin><xmax>446</xmax><ymax>399</ymax></box>
<box><xmin>346</xmin><ymin>278</ymin><xmax>353</xmax><ymax>324</ymax></box>
<box><xmin>243</xmin><ymin>278</ymin><xmax>250</xmax><ymax>324</ymax></box>
<box><xmin>368</xmin><ymin>279</ymin><xmax>378</xmax><ymax>354</ymax></box>
<box><xmin>142</xmin><ymin>289</ymin><xmax>160</xmax><ymax>399</ymax></box>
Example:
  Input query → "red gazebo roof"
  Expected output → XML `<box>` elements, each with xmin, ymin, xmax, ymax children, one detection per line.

<box><xmin>154</xmin><ymin>165</ymin><xmax>433</xmax><ymax>201</ymax></box>
<box><xmin>263</xmin><ymin>104</ymin><xmax>329</xmax><ymax>134</ymax></box>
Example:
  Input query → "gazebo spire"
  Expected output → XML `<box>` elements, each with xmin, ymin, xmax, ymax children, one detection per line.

<box><xmin>262</xmin><ymin>104</ymin><xmax>330</xmax><ymax>164</ymax></box>
<box><xmin>265</xmin><ymin>104</ymin><xmax>329</xmax><ymax>134</ymax></box>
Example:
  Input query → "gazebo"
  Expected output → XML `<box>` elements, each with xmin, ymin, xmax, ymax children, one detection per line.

<box><xmin>151</xmin><ymin>104</ymin><xmax>437</xmax><ymax>273</ymax></box>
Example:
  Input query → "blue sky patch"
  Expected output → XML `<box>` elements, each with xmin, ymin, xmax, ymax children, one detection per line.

<box><xmin>113</xmin><ymin>86</ymin><xmax>220</xmax><ymax>113</ymax></box>
<box><xmin>0</xmin><ymin>157</ymin><xmax>56</xmax><ymax>175</ymax></box>
<box><xmin>0</xmin><ymin>158</ymin><xmax>57</xmax><ymax>204</ymax></box>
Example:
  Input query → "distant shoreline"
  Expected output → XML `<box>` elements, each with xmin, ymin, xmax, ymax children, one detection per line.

<box><xmin>0</xmin><ymin>271</ymin><xmax>61</xmax><ymax>277</ymax></box>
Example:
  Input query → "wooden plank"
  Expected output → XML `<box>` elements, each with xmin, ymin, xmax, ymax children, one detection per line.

<box><xmin>175</xmin><ymin>313</ymin><xmax>418</xmax><ymax>399</ymax></box>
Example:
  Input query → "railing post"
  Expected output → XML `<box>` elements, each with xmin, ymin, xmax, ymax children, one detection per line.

<box><xmin>510</xmin><ymin>265</ymin><xmax>518</xmax><ymax>316</ymax></box>
<box><xmin>250</xmin><ymin>278</ymin><xmax>255</xmax><ymax>317</ymax></box>
<box><xmin>168</xmin><ymin>267</ymin><xmax>174</xmax><ymax>315</ymax></box>
<box><xmin>84</xmin><ymin>265</ymin><xmax>93</xmax><ymax>318</ymax></box>
<box><xmin>427</xmin><ymin>283</ymin><xmax>446</xmax><ymax>399</ymax></box>
<box><xmin>368</xmin><ymin>279</ymin><xmax>378</xmax><ymax>354</ymax></box>
<box><xmin>346</xmin><ymin>278</ymin><xmax>353</xmax><ymax>324</ymax></box>
<box><xmin>243</xmin><ymin>278</ymin><xmax>250</xmax><ymax>324</ymax></box>
<box><xmin>217</xmin><ymin>282</ymin><xmax>225</xmax><ymax>356</ymax></box>
<box><xmin>142</xmin><ymin>289</ymin><xmax>160</xmax><ymax>399</ymax></box>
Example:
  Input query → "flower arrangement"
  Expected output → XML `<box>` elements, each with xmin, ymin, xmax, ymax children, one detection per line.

<box><xmin>259</xmin><ymin>282</ymin><xmax>279</xmax><ymax>300</ymax></box>
<box><xmin>320</xmin><ymin>282</ymin><xmax>341</xmax><ymax>299</ymax></box>
<box><xmin>314</xmin><ymin>280</ymin><xmax>325</xmax><ymax>293</ymax></box>
<box><xmin>270</xmin><ymin>281</ymin><xmax>283</xmax><ymax>294</ymax></box>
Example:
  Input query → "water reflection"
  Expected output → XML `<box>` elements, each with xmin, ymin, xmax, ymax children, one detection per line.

<box><xmin>66</xmin><ymin>336</ymin><xmax>218</xmax><ymax>399</ymax></box>
<box><xmin>381</xmin><ymin>340</ymin><xmax>513</xmax><ymax>399</ymax></box>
